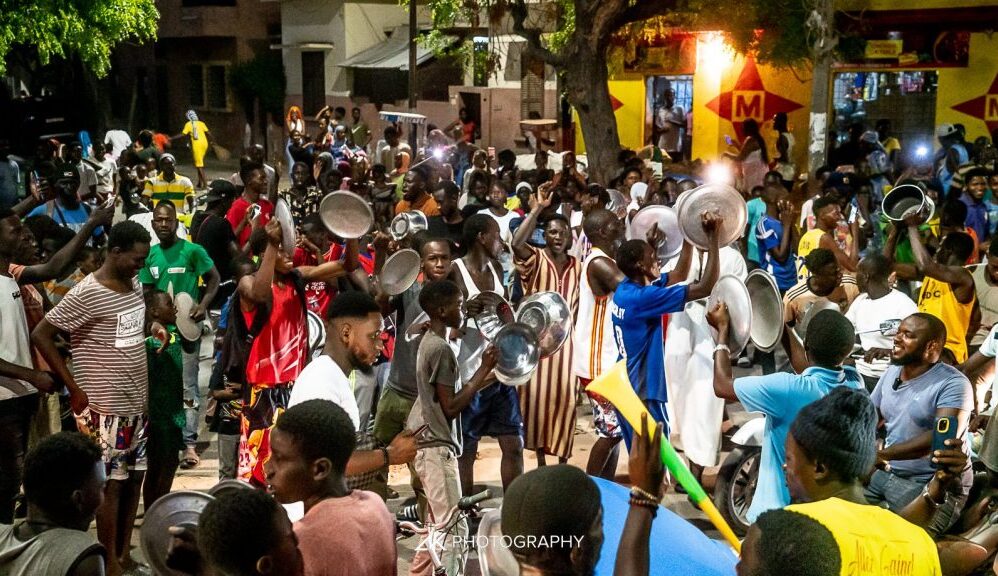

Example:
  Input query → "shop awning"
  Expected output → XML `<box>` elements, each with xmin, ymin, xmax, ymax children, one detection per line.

<box><xmin>338</xmin><ymin>26</ymin><xmax>455</xmax><ymax>71</ymax></box>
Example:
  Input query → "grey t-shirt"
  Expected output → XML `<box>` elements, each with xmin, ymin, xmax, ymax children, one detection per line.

<box><xmin>412</xmin><ymin>330</ymin><xmax>462</xmax><ymax>455</ymax></box>
<box><xmin>872</xmin><ymin>363</ymin><xmax>973</xmax><ymax>488</ymax></box>
<box><xmin>385</xmin><ymin>284</ymin><xmax>423</xmax><ymax>399</ymax></box>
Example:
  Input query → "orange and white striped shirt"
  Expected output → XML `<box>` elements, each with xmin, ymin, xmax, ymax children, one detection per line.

<box><xmin>572</xmin><ymin>248</ymin><xmax>619</xmax><ymax>380</ymax></box>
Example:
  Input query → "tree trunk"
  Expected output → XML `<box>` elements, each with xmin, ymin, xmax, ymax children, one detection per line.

<box><xmin>562</xmin><ymin>44</ymin><xmax>620</xmax><ymax>186</ymax></box>
<box><xmin>806</xmin><ymin>53</ymin><xmax>832</xmax><ymax>175</ymax></box>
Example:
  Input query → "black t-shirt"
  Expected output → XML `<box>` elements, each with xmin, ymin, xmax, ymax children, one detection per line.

<box><xmin>192</xmin><ymin>213</ymin><xmax>236</xmax><ymax>281</ymax></box>
<box><xmin>427</xmin><ymin>215</ymin><xmax>466</xmax><ymax>257</ymax></box>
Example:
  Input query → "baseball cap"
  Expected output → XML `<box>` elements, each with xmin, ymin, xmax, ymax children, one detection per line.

<box><xmin>47</xmin><ymin>162</ymin><xmax>79</xmax><ymax>183</ymax></box>
<box><xmin>936</xmin><ymin>123</ymin><xmax>958</xmax><ymax>139</ymax></box>
<box><xmin>202</xmin><ymin>179</ymin><xmax>238</xmax><ymax>204</ymax></box>
<box><xmin>822</xmin><ymin>172</ymin><xmax>852</xmax><ymax>193</ymax></box>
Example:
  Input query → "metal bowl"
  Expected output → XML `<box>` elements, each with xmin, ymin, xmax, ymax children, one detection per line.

<box><xmin>274</xmin><ymin>197</ymin><xmax>297</xmax><ymax>255</ymax></box>
<box><xmin>883</xmin><ymin>183</ymin><xmax>931</xmax><ymax>223</ymax></box>
<box><xmin>140</xmin><ymin>491</ymin><xmax>215</xmax><ymax>576</ymax></box>
<box><xmin>380</xmin><ymin>248</ymin><xmax>421</xmax><ymax>296</ymax></box>
<box><xmin>319</xmin><ymin>191</ymin><xmax>374</xmax><ymax>239</ymax></box>
<box><xmin>676</xmin><ymin>183</ymin><xmax>747</xmax><ymax>249</ymax></box>
<box><xmin>744</xmin><ymin>269</ymin><xmax>783</xmax><ymax>352</ymax></box>
<box><xmin>390</xmin><ymin>210</ymin><xmax>428</xmax><ymax>241</ymax></box>
<box><xmin>706</xmin><ymin>274</ymin><xmax>752</xmax><ymax>356</ymax></box>
<box><xmin>470</xmin><ymin>291</ymin><xmax>514</xmax><ymax>340</ymax></box>
<box><xmin>627</xmin><ymin>205</ymin><xmax>683</xmax><ymax>261</ymax></box>
<box><xmin>516</xmin><ymin>291</ymin><xmax>572</xmax><ymax>359</ymax></box>
<box><xmin>493</xmin><ymin>322</ymin><xmax>540</xmax><ymax>386</ymax></box>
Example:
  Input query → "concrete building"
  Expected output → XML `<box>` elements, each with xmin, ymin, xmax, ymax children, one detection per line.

<box><xmin>109</xmin><ymin>0</ymin><xmax>281</xmax><ymax>149</ymax></box>
<box><xmin>278</xmin><ymin>0</ymin><xmax>558</xmax><ymax>153</ymax></box>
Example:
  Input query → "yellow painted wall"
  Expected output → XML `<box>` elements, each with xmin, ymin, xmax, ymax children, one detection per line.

<box><xmin>937</xmin><ymin>32</ymin><xmax>998</xmax><ymax>143</ymax></box>
<box><xmin>691</xmin><ymin>54</ymin><xmax>812</xmax><ymax>170</ymax></box>
<box><xmin>573</xmin><ymin>80</ymin><xmax>647</xmax><ymax>155</ymax></box>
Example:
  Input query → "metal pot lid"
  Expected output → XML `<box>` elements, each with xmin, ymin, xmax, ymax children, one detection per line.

<box><xmin>477</xmin><ymin>508</ymin><xmax>519</xmax><ymax>576</ymax></box>
<box><xmin>390</xmin><ymin>210</ymin><xmax>429</xmax><ymax>241</ymax></box>
<box><xmin>207</xmin><ymin>478</ymin><xmax>254</xmax><ymax>499</ymax></box>
<box><xmin>380</xmin><ymin>249</ymin><xmax>422</xmax><ymax>296</ymax></box>
<box><xmin>319</xmin><ymin>191</ymin><xmax>374</xmax><ymax>239</ymax></box>
<box><xmin>274</xmin><ymin>197</ymin><xmax>296</xmax><ymax>255</ymax></box>
<box><xmin>677</xmin><ymin>183</ymin><xmax>746</xmax><ymax>249</ymax></box>
<box><xmin>744</xmin><ymin>269</ymin><xmax>783</xmax><ymax>352</ymax></box>
<box><xmin>493</xmin><ymin>322</ymin><xmax>539</xmax><ymax>386</ymax></box>
<box><xmin>173</xmin><ymin>292</ymin><xmax>202</xmax><ymax>342</ymax></box>
<box><xmin>516</xmin><ymin>291</ymin><xmax>572</xmax><ymax>359</ymax></box>
<box><xmin>627</xmin><ymin>205</ymin><xmax>683</xmax><ymax>261</ymax></box>
<box><xmin>140</xmin><ymin>490</ymin><xmax>215</xmax><ymax>576</ymax></box>
<box><xmin>470</xmin><ymin>291</ymin><xmax>514</xmax><ymax>341</ymax></box>
<box><xmin>706</xmin><ymin>274</ymin><xmax>752</xmax><ymax>356</ymax></box>
<box><xmin>607</xmin><ymin>189</ymin><xmax>628</xmax><ymax>219</ymax></box>
<box><xmin>794</xmin><ymin>298</ymin><xmax>840</xmax><ymax>341</ymax></box>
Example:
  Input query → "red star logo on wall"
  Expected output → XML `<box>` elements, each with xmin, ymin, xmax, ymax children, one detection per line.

<box><xmin>705</xmin><ymin>58</ymin><xmax>804</xmax><ymax>140</ymax></box>
<box><xmin>610</xmin><ymin>94</ymin><xmax>624</xmax><ymax>112</ymax></box>
<box><xmin>952</xmin><ymin>71</ymin><xmax>998</xmax><ymax>135</ymax></box>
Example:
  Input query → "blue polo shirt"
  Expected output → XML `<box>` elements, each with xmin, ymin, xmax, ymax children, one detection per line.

<box><xmin>610</xmin><ymin>274</ymin><xmax>687</xmax><ymax>404</ymax></box>
<box><xmin>734</xmin><ymin>366</ymin><xmax>864</xmax><ymax>522</ymax></box>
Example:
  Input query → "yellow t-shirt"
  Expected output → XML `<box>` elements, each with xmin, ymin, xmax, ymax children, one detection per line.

<box><xmin>787</xmin><ymin>498</ymin><xmax>941</xmax><ymax>576</ymax></box>
<box><xmin>918</xmin><ymin>276</ymin><xmax>975</xmax><ymax>362</ymax></box>
<box><xmin>796</xmin><ymin>228</ymin><xmax>825</xmax><ymax>280</ymax></box>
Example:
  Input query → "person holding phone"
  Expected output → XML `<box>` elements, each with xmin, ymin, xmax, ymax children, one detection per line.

<box><xmin>865</xmin><ymin>312</ymin><xmax>974</xmax><ymax>536</ymax></box>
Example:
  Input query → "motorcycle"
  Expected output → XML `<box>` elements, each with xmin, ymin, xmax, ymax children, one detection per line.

<box><xmin>713</xmin><ymin>413</ymin><xmax>764</xmax><ymax>537</ymax></box>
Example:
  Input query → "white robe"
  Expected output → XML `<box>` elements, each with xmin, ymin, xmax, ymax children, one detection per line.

<box><xmin>664</xmin><ymin>246</ymin><xmax>747</xmax><ymax>467</ymax></box>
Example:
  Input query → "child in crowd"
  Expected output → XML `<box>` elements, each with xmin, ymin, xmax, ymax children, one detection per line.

<box><xmin>407</xmin><ymin>279</ymin><xmax>498</xmax><ymax>576</ymax></box>
<box><xmin>142</xmin><ymin>289</ymin><xmax>185</xmax><ymax>508</ymax></box>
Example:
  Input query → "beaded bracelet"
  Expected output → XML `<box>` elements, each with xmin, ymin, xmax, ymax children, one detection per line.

<box><xmin>628</xmin><ymin>497</ymin><xmax>659</xmax><ymax>517</ymax></box>
<box><xmin>630</xmin><ymin>486</ymin><xmax>662</xmax><ymax>502</ymax></box>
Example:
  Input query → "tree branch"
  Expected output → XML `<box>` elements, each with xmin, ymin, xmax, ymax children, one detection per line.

<box><xmin>511</xmin><ymin>0</ymin><xmax>568</xmax><ymax>67</ymax></box>
<box><xmin>610</xmin><ymin>0</ymin><xmax>681</xmax><ymax>33</ymax></box>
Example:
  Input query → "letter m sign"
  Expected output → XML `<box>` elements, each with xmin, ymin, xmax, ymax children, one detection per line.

<box><xmin>986</xmin><ymin>94</ymin><xmax>998</xmax><ymax>121</ymax></box>
<box><xmin>733</xmin><ymin>91</ymin><xmax>764</xmax><ymax>122</ymax></box>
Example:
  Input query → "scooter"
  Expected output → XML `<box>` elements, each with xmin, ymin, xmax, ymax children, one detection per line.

<box><xmin>713</xmin><ymin>412</ymin><xmax>764</xmax><ymax>537</ymax></box>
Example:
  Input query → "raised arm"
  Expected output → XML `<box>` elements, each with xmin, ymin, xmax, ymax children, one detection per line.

<box><xmin>818</xmin><ymin>231</ymin><xmax>857</xmax><ymax>273</ymax></box>
<box><xmin>238</xmin><ymin>221</ymin><xmax>280</xmax><ymax>306</ymax></box>
<box><xmin>512</xmin><ymin>184</ymin><xmax>552</xmax><ymax>260</ymax></box>
<box><xmin>685</xmin><ymin>212</ymin><xmax>723</xmax><ymax>302</ymax></box>
<box><xmin>614</xmin><ymin>413</ymin><xmax>663</xmax><ymax>576</ymax></box>
<box><xmin>908</xmin><ymin>223</ymin><xmax>975</xmax><ymax>302</ymax></box>
<box><xmin>665</xmin><ymin>239</ymin><xmax>694</xmax><ymax>287</ymax></box>
<box><xmin>706</xmin><ymin>301</ymin><xmax>738</xmax><ymax>401</ymax></box>
<box><xmin>298</xmin><ymin>239</ymin><xmax>359</xmax><ymax>282</ymax></box>
<box><xmin>18</xmin><ymin>205</ymin><xmax>113</xmax><ymax>285</ymax></box>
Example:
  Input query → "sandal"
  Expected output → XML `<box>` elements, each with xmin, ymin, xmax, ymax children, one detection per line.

<box><xmin>179</xmin><ymin>449</ymin><xmax>200</xmax><ymax>470</ymax></box>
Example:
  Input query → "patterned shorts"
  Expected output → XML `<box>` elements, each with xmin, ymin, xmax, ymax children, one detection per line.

<box><xmin>85</xmin><ymin>410</ymin><xmax>149</xmax><ymax>481</ymax></box>
<box><xmin>579</xmin><ymin>378</ymin><xmax>622</xmax><ymax>439</ymax></box>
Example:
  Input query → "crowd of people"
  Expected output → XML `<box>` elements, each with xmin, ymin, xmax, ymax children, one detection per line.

<box><xmin>1</xmin><ymin>105</ymin><xmax>998</xmax><ymax>576</ymax></box>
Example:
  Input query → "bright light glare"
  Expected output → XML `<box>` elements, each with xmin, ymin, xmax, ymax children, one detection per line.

<box><xmin>433</xmin><ymin>148</ymin><xmax>444</xmax><ymax>160</ymax></box>
<box><xmin>707</xmin><ymin>163</ymin><xmax>733</xmax><ymax>184</ymax></box>
<box><xmin>915</xmin><ymin>145</ymin><xmax>928</xmax><ymax>158</ymax></box>
<box><xmin>699</xmin><ymin>32</ymin><xmax>733</xmax><ymax>69</ymax></box>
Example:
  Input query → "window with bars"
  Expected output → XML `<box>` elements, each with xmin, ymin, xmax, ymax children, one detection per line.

<box><xmin>187</xmin><ymin>63</ymin><xmax>230</xmax><ymax>111</ymax></box>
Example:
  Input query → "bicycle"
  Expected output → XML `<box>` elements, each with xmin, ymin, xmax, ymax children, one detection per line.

<box><xmin>397</xmin><ymin>490</ymin><xmax>492</xmax><ymax>576</ymax></box>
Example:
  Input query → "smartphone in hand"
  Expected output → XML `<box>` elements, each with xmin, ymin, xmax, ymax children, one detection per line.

<box><xmin>931</xmin><ymin>416</ymin><xmax>958</xmax><ymax>468</ymax></box>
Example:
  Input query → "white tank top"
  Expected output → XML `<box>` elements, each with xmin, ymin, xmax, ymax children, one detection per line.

<box><xmin>453</xmin><ymin>257</ymin><xmax>504</xmax><ymax>384</ymax></box>
<box><xmin>572</xmin><ymin>248</ymin><xmax>619</xmax><ymax>380</ymax></box>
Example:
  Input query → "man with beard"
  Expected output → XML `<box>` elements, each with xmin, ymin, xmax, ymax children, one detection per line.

<box><xmin>288</xmin><ymin>292</ymin><xmax>417</xmax><ymax>494</ymax></box>
<box><xmin>865</xmin><ymin>313</ymin><xmax>973</xmax><ymax>536</ymax></box>
<box><xmin>451</xmin><ymin>214</ymin><xmax>523</xmax><ymax>494</ymax></box>
<box><xmin>395</xmin><ymin>165</ymin><xmax>440</xmax><ymax>217</ymax></box>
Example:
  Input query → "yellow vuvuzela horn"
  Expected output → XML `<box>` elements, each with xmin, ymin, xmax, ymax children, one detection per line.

<box><xmin>587</xmin><ymin>361</ymin><xmax>742</xmax><ymax>553</ymax></box>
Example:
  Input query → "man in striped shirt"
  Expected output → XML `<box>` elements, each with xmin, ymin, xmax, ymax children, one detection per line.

<box><xmin>143</xmin><ymin>154</ymin><xmax>194</xmax><ymax>214</ymax></box>
<box><xmin>33</xmin><ymin>221</ymin><xmax>159</xmax><ymax>576</ymax></box>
